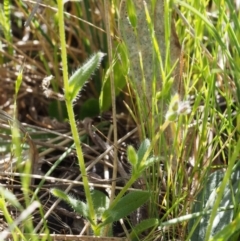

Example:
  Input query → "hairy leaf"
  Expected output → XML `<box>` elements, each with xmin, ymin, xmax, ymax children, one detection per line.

<box><xmin>51</xmin><ymin>188</ymin><xmax>91</xmax><ymax>222</ymax></box>
<box><xmin>67</xmin><ymin>52</ymin><xmax>105</xmax><ymax>102</ymax></box>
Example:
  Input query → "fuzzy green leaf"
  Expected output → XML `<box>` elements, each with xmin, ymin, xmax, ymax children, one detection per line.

<box><xmin>127</xmin><ymin>145</ymin><xmax>138</xmax><ymax>167</ymax></box>
<box><xmin>91</xmin><ymin>190</ymin><xmax>112</xmax><ymax>236</ymax></box>
<box><xmin>99</xmin><ymin>191</ymin><xmax>150</xmax><ymax>227</ymax></box>
<box><xmin>51</xmin><ymin>188</ymin><xmax>91</xmax><ymax>222</ymax></box>
<box><xmin>91</xmin><ymin>189</ymin><xmax>109</xmax><ymax>218</ymax></box>
<box><xmin>67</xmin><ymin>52</ymin><xmax>105</xmax><ymax>102</ymax></box>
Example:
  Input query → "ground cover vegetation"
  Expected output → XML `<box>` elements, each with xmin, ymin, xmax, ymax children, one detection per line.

<box><xmin>0</xmin><ymin>0</ymin><xmax>240</xmax><ymax>240</ymax></box>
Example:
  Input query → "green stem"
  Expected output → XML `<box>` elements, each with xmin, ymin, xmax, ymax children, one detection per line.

<box><xmin>109</xmin><ymin>177</ymin><xmax>137</xmax><ymax>209</ymax></box>
<box><xmin>56</xmin><ymin>0</ymin><xmax>96</xmax><ymax>232</ymax></box>
<box><xmin>110</xmin><ymin>120</ymin><xmax>170</xmax><ymax>209</ymax></box>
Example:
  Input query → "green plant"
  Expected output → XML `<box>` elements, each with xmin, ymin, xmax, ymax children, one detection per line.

<box><xmin>0</xmin><ymin>65</ymin><xmax>49</xmax><ymax>241</ymax></box>
<box><xmin>57</xmin><ymin>0</ymin><xmax>106</xmax><ymax>232</ymax></box>
<box><xmin>188</xmin><ymin>157</ymin><xmax>240</xmax><ymax>241</ymax></box>
<box><xmin>117</xmin><ymin>0</ymin><xmax>240</xmax><ymax>240</ymax></box>
<box><xmin>1</xmin><ymin>0</ymin><xmax>240</xmax><ymax>240</ymax></box>
<box><xmin>56</xmin><ymin>3</ymin><xmax>156</xmax><ymax>236</ymax></box>
<box><xmin>51</xmin><ymin>138</ymin><xmax>158</xmax><ymax>236</ymax></box>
